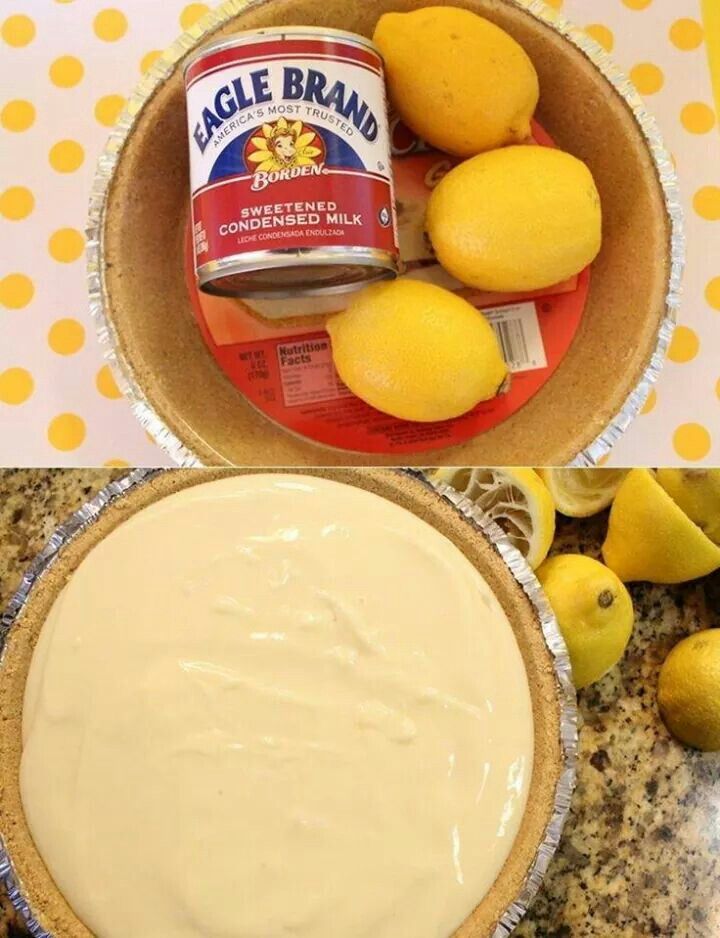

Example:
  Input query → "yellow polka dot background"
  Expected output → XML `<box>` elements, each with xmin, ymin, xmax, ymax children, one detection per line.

<box><xmin>1</xmin><ymin>0</ymin><xmax>719</xmax><ymax>466</ymax></box>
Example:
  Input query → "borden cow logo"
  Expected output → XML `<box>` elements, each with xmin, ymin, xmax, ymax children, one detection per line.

<box><xmin>244</xmin><ymin>118</ymin><xmax>327</xmax><ymax>190</ymax></box>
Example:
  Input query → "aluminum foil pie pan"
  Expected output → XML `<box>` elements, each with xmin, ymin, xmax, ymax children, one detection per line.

<box><xmin>86</xmin><ymin>0</ymin><xmax>683</xmax><ymax>467</ymax></box>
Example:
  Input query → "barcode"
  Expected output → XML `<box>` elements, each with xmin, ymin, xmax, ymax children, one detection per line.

<box><xmin>492</xmin><ymin>318</ymin><xmax>530</xmax><ymax>369</ymax></box>
<box><xmin>484</xmin><ymin>302</ymin><xmax>548</xmax><ymax>373</ymax></box>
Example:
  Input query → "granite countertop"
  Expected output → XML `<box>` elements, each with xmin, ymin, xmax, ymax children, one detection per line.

<box><xmin>1</xmin><ymin>469</ymin><xmax>718</xmax><ymax>938</ymax></box>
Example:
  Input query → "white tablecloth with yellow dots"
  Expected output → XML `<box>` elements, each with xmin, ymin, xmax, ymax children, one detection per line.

<box><xmin>1</xmin><ymin>0</ymin><xmax>719</xmax><ymax>467</ymax></box>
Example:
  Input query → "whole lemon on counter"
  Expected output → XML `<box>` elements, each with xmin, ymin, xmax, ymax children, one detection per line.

<box><xmin>373</xmin><ymin>6</ymin><xmax>539</xmax><ymax>157</ymax></box>
<box><xmin>602</xmin><ymin>469</ymin><xmax>720</xmax><ymax>584</ymax></box>
<box><xmin>326</xmin><ymin>279</ymin><xmax>507</xmax><ymax>423</ymax></box>
<box><xmin>656</xmin><ymin>469</ymin><xmax>720</xmax><ymax>545</ymax></box>
<box><xmin>658</xmin><ymin>630</ymin><xmax>720</xmax><ymax>751</ymax></box>
<box><xmin>426</xmin><ymin>146</ymin><xmax>603</xmax><ymax>292</ymax></box>
<box><xmin>537</xmin><ymin>554</ymin><xmax>635</xmax><ymax>689</ymax></box>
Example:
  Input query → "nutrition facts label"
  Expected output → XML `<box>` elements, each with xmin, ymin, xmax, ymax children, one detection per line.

<box><xmin>276</xmin><ymin>337</ymin><xmax>353</xmax><ymax>407</ymax></box>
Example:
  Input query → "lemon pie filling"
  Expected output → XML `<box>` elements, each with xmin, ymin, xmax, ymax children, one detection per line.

<box><xmin>21</xmin><ymin>474</ymin><xmax>533</xmax><ymax>938</ymax></box>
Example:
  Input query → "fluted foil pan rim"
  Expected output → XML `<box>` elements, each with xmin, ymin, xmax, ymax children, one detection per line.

<box><xmin>520</xmin><ymin>0</ymin><xmax>684</xmax><ymax>466</ymax></box>
<box><xmin>0</xmin><ymin>467</ymin><xmax>577</xmax><ymax>937</ymax></box>
<box><xmin>412</xmin><ymin>469</ymin><xmax>578</xmax><ymax>936</ymax></box>
<box><xmin>85</xmin><ymin>0</ymin><xmax>683</xmax><ymax>468</ymax></box>
<box><xmin>0</xmin><ymin>468</ymin><xmax>162</xmax><ymax>938</ymax></box>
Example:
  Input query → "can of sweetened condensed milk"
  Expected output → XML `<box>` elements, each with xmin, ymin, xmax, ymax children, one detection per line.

<box><xmin>184</xmin><ymin>27</ymin><xmax>401</xmax><ymax>298</ymax></box>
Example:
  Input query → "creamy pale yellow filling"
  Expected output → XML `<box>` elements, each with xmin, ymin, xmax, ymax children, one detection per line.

<box><xmin>21</xmin><ymin>474</ymin><xmax>533</xmax><ymax>938</ymax></box>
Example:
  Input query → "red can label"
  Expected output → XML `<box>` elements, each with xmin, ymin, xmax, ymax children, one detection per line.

<box><xmin>184</xmin><ymin>32</ymin><xmax>399</xmax><ymax>275</ymax></box>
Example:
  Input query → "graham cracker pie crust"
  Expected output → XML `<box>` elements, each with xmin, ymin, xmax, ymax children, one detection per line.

<box><xmin>99</xmin><ymin>0</ymin><xmax>673</xmax><ymax>467</ymax></box>
<box><xmin>0</xmin><ymin>469</ymin><xmax>563</xmax><ymax>938</ymax></box>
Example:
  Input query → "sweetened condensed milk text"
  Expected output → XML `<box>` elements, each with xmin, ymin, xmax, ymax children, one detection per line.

<box><xmin>219</xmin><ymin>200</ymin><xmax>361</xmax><ymax>235</ymax></box>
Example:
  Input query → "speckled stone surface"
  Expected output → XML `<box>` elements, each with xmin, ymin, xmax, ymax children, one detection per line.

<box><xmin>515</xmin><ymin>513</ymin><xmax>720</xmax><ymax>938</ymax></box>
<box><xmin>1</xmin><ymin>470</ymin><xmax>718</xmax><ymax>938</ymax></box>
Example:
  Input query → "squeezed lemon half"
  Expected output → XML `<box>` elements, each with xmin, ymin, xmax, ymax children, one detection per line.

<box><xmin>656</xmin><ymin>469</ymin><xmax>720</xmax><ymax>545</ymax></box>
<box><xmin>602</xmin><ymin>469</ymin><xmax>720</xmax><ymax>584</ymax></box>
<box><xmin>538</xmin><ymin>468</ymin><xmax>629</xmax><ymax>518</ymax></box>
<box><xmin>427</xmin><ymin>467</ymin><xmax>555</xmax><ymax>570</ymax></box>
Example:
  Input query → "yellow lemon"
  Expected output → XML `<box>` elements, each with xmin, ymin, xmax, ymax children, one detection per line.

<box><xmin>537</xmin><ymin>554</ymin><xmax>634</xmax><ymax>689</ymax></box>
<box><xmin>538</xmin><ymin>468</ymin><xmax>629</xmax><ymax>517</ymax></box>
<box><xmin>327</xmin><ymin>279</ymin><xmax>507</xmax><ymax>423</ymax></box>
<box><xmin>658</xmin><ymin>630</ymin><xmax>720</xmax><ymax>751</ymax></box>
<box><xmin>602</xmin><ymin>470</ymin><xmax>720</xmax><ymax>583</ymax></box>
<box><xmin>373</xmin><ymin>6</ymin><xmax>539</xmax><ymax>157</ymax></box>
<box><xmin>656</xmin><ymin>469</ymin><xmax>720</xmax><ymax>545</ymax></box>
<box><xmin>428</xmin><ymin>467</ymin><xmax>555</xmax><ymax>569</ymax></box>
<box><xmin>426</xmin><ymin>146</ymin><xmax>602</xmax><ymax>292</ymax></box>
